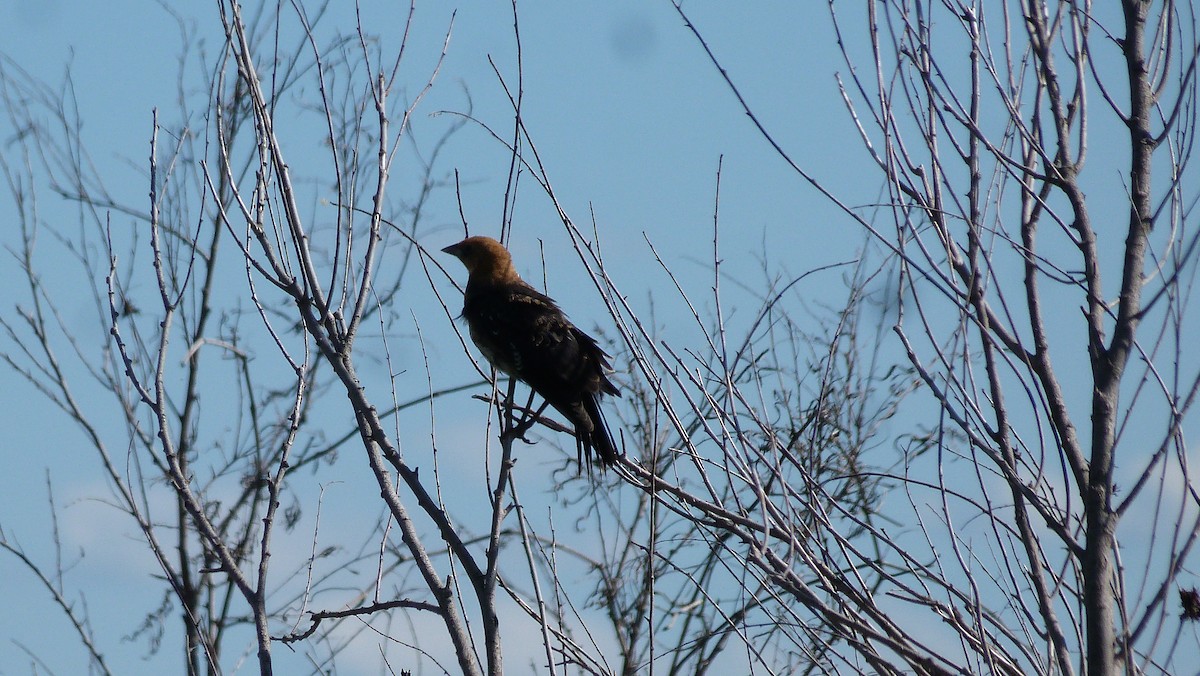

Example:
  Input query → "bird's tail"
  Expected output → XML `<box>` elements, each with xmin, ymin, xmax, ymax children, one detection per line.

<box><xmin>581</xmin><ymin>394</ymin><xmax>619</xmax><ymax>469</ymax></box>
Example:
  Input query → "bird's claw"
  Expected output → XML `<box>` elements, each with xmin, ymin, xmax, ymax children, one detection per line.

<box><xmin>502</xmin><ymin>415</ymin><xmax>539</xmax><ymax>445</ymax></box>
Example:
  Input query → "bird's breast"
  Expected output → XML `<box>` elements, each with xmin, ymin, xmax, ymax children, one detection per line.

<box><xmin>467</xmin><ymin>321</ymin><xmax>519</xmax><ymax>375</ymax></box>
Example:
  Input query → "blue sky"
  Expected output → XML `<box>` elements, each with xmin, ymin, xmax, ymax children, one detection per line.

<box><xmin>0</xmin><ymin>3</ymin><xmax>877</xmax><ymax>672</ymax></box>
<box><xmin>2</xmin><ymin>1</ymin><xmax>1196</xmax><ymax>674</ymax></box>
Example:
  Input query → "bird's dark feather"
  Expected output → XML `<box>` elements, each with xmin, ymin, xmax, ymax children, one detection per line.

<box><xmin>463</xmin><ymin>280</ymin><xmax>619</xmax><ymax>466</ymax></box>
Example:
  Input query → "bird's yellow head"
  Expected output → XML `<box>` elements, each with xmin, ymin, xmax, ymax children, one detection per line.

<box><xmin>442</xmin><ymin>236</ymin><xmax>519</xmax><ymax>284</ymax></box>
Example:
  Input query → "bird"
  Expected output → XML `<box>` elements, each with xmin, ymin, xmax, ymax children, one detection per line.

<box><xmin>442</xmin><ymin>236</ymin><xmax>620</xmax><ymax>470</ymax></box>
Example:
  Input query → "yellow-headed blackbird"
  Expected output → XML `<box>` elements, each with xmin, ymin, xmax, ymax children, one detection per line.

<box><xmin>443</xmin><ymin>236</ymin><xmax>619</xmax><ymax>469</ymax></box>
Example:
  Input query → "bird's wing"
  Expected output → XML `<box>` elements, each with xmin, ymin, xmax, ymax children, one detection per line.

<box><xmin>464</xmin><ymin>282</ymin><xmax>610</xmax><ymax>399</ymax></box>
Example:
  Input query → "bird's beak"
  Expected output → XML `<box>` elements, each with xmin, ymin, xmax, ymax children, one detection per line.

<box><xmin>441</xmin><ymin>242</ymin><xmax>462</xmax><ymax>257</ymax></box>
